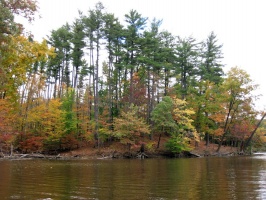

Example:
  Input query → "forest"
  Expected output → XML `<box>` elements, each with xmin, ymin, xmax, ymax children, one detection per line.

<box><xmin>1</xmin><ymin>0</ymin><xmax>266</xmax><ymax>157</ymax></box>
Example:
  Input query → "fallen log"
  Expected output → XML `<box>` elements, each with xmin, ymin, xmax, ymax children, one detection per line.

<box><xmin>189</xmin><ymin>152</ymin><xmax>201</xmax><ymax>157</ymax></box>
<box><xmin>20</xmin><ymin>153</ymin><xmax>45</xmax><ymax>159</ymax></box>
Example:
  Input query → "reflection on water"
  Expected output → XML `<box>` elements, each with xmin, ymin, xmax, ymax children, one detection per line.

<box><xmin>0</xmin><ymin>154</ymin><xmax>266</xmax><ymax>200</ymax></box>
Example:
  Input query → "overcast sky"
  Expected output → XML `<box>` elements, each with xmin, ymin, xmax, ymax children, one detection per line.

<box><xmin>21</xmin><ymin>0</ymin><xmax>266</xmax><ymax>111</ymax></box>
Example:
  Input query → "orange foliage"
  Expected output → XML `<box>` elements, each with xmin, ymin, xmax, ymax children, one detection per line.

<box><xmin>18</xmin><ymin>136</ymin><xmax>44</xmax><ymax>153</ymax></box>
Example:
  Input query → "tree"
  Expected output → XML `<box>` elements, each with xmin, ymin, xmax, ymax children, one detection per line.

<box><xmin>158</xmin><ymin>30</ymin><xmax>176</xmax><ymax>96</ymax></box>
<box><xmin>199</xmin><ymin>32</ymin><xmax>224</xmax><ymax>84</ymax></box>
<box><xmin>0</xmin><ymin>0</ymin><xmax>38</xmax><ymax>22</ymax></box>
<box><xmin>1</xmin><ymin>35</ymin><xmax>52</xmax><ymax>103</ymax></box>
<box><xmin>172</xmin><ymin>97</ymin><xmax>196</xmax><ymax>135</ymax></box>
<box><xmin>113</xmin><ymin>105</ymin><xmax>150</xmax><ymax>149</ymax></box>
<box><xmin>61</xmin><ymin>89</ymin><xmax>78</xmax><ymax>135</ymax></box>
<box><xmin>244</xmin><ymin>112</ymin><xmax>266</xmax><ymax>151</ymax></box>
<box><xmin>175</xmin><ymin>36</ymin><xmax>199</xmax><ymax>99</ymax></box>
<box><xmin>167</xmin><ymin>96</ymin><xmax>197</xmax><ymax>153</ymax></box>
<box><xmin>71</xmin><ymin>18</ymin><xmax>86</xmax><ymax>89</ymax></box>
<box><xmin>82</xmin><ymin>2</ymin><xmax>105</xmax><ymax>147</ymax></box>
<box><xmin>0</xmin><ymin>1</ymin><xmax>16</xmax><ymax>43</ymax></box>
<box><xmin>138</xmin><ymin>18</ymin><xmax>164</xmax><ymax>123</ymax></box>
<box><xmin>217</xmin><ymin>67</ymin><xmax>258</xmax><ymax>152</ymax></box>
<box><xmin>124</xmin><ymin>9</ymin><xmax>147</xmax><ymax>104</ymax></box>
<box><xmin>188</xmin><ymin>81</ymin><xmax>222</xmax><ymax>146</ymax></box>
<box><xmin>151</xmin><ymin>96</ymin><xmax>197</xmax><ymax>151</ymax></box>
<box><xmin>102</xmin><ymin>12</ymin><xmax>124</xmax><ymax>128</ymax></box>
<box><xmin>0</xmin><ymin>0</ymin><xmax>38</xmax><ymax>42</ymax></box>
<box><xmin>41</xmin><ymin>98</ymin><xmax>65</xmax><ymax>151</ymax></box>
<box><xmin>151</xmin><ymin>96</ymin><xmax>177</xmax><ymax>148</ymax></box>
<box><xmin>47</xmin><ymin>23</ymin><xmax>72</xmax><ymax>98</ymax></box>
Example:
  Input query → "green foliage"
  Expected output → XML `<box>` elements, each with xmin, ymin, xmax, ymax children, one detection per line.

<box><xmin>152</xmin><ymin>96</ymin><xmax>197</xmax><ymax>153</ymax></box>
<box><xmin>165</xmin><ymin>134</ymin><xmax>192</xmax><ymax>154</ymax></box>
<box><xmin>151</xmin><ymin>96</ymin><xmax>177</xmax><ymax>133</ymax></box>
<box><xmin>61</xmin><ymin>89</ymin><xmax>78</xmax><ymax>135</ymax></box>
<box><xmin>199</xmin><ymin>32</ymin><xmax>224</xmax><ymax>84</ymax></box>
<box><xmin>175</xmin><ymin>36</ymin><xmax>199</xmax><ymax>99</ymax></box>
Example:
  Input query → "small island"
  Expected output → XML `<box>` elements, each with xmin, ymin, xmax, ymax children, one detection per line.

<box><xmin>1</xmin><ymin>1</ymin><xmax>266</xmax><ymax>159</ymax></box>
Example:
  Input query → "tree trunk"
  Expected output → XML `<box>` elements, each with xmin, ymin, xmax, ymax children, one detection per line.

<box><xmin>216</xmin><ymin>101</ymin><xmax>236</xmax><ymax>152</ymax></box>
<box><xmin>157</xmin><ymin>133</ymin><xmax>162</xmax><ymax>148</ymax></box>
<box><xmin>205</xmin><ymin>132</ymin><xmax>209</xmax><ymax>147</ymax></box>
<box><xmin>94</xmin><ymin>32</ymin><xmax>100</xmax><ymax>148</ymax></box>
<box><xmin>244</xmin><ymin>113</ymin><xmax>266</xmax><ymax>151</ymax></box>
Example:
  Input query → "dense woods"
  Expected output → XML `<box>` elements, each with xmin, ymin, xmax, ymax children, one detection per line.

<box><xmin>1</xmin><ymin>0</ymin><xmax>265</xmax><ymax>156</ymax></box>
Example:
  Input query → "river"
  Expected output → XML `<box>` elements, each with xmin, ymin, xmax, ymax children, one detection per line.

<box><xmin>0</xmin><ymin>154</ymin><xmax>266</xmax><ymax>200</ymax></box>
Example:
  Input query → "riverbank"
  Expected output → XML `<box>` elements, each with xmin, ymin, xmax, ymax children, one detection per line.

<box><xmin>0</xmin><ymin>141</ymin><xmax>241</xmax><ymax>160</ymax></box>
<box><xmin>59</xmin><ymin>140</ymin><xmax>240</xmax><ymax>159</ymax></box>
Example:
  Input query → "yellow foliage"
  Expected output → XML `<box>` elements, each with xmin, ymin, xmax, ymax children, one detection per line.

<box><xmin>1</xmin><ymin>35</ymin><xmax>54</xmax><ymax>100</ymax></box>
<box><xmin>41</xmin><ymin>99</ymin><xmax>65</xmax><ymax>138</ymax></box>
<box><xmin>113</xmin><ymin>105</ymin><xmax>150</xmax><ymax>143</ymax></box>
<box><xmin>172</xmin><ymin>97</ymin><xmax>195</xmax><ymax>130</ymax></box>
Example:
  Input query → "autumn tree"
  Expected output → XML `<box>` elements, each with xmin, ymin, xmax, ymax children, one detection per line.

<box><xmin>41</xmin><ymin>99</ymin><xmax>65</xmax><ymax>152</ymax></box>
<box><xmin>189</xmin><ymin>33</ymin><xmax>224</xmax><ymax>146</ymax></box>
<box><xmin>217</xmin><ymin>67</ymin><xmax>258</xmax><ymax>152</ymax></box>
<box><xmin>244</xmin><ymin>112</ymin><xmax>266</xmax><ymax>151</ymax></box>
<box><xmin>0</xmin><ymin>0</ymin><xmax>40</xmax><ymax>100</ymax></box>
<box><xmin>188</xmin><ymin>81</ymin><xmax>222</xmax><ymax>146</ymax></box>
<box><xmin>151</xmin><ymin>96</ymin><xmax>197</xmax><ymax>152</ymax></box>
<box><xmin>0</xmin><ymin>0</ymin><xmax>56</xmax><ymax>154</ymax></box>
<box><xmin>0</xmin><ymin>0</ymin><xmax>38</xmax><ymax>43</ymax></box>
<box><xmin>164</xmin><ymin>97</ymin><xmax>197</xmax><ymax>153</ymax></box>
<box><xmin>113</xmin><ymin>105</ymin><xmax>150</xmax><ymax>149</ymax></box>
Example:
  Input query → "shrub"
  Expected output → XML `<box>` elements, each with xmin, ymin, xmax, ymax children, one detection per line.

<box><xmin>165</xmin><ymin>135</ymin><xmax>192</xmax><ymax>154</ymax></box>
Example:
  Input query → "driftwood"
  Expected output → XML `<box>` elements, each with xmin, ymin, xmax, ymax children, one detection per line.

<box><xmin>0</xmin><ymin>153</ymin><xmax>62</xmax><ymax>160</ymax></box>
<box><xmin>188</xmin><ymin>152</ymin><xmax>201</xmax><ymax>157</ymax></box>
<box><xmin>136</xmin><ymin>152</ymin><xmax>148</xmax><ymax>159</ymax></box>
<box><xmin>20</xmin><ymin>153</ymin><xmax>45</xmax><ymax>158</ymax></box>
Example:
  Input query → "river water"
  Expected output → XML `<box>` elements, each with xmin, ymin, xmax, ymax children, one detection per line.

<box><xmin>0</xmin><ymin>154</ymin><xmax>266</xmax><ymax>200</ymax></box>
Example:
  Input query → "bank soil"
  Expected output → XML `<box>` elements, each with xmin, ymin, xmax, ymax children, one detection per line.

<box><xmin>60</xmin><ymin>139</ymin><xmax>239</xmax><ymax>159</ymax></box>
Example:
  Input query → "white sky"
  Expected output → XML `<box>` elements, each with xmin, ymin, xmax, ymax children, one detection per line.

<box><xmin>21</xmin><ymin>0</ymin><xmax>266</xmax><ymax>111</ymax></box>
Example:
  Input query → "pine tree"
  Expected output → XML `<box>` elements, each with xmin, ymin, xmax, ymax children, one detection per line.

<box><xmin>199</xmin><ymin>32</ymin><xmax>224</xmax><ymax>84</ymax></box>
<box><xmin>124</xmin><ymin>10</ymin><xmax>147</xmax><ymax>104</ymax></box>
<box><xmin>47</xmin><ymin>24</ymin><xmax>72</xmax><ymax>98</ymax></box>
<box><xmin>82</xmin><ymin>2</ymin><xmax>105</xmax><ymax>147</ymax></box>
<box><xmin>71</xmin><ymin>18</ymin><xmax>86</xmax><ymax>89</ymax></box>
<box><xmin>175</xmin><ymin>37</ymin><xmax>199</xmax><ymax>99</ymax></box>
<box><xmin>102</xmin><ymin>13</ymin><xmax>124</xmax><ymax>128</ymax></box>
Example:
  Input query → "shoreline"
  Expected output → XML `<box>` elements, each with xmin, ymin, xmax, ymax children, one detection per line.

<box><xmin>0</xmin><ymin>141</ymin><xmax>250</xmax><ymax>160</ymax></box>
<box><xmin>0</xmin><ymin>149</ymin><xmax>246</xmax><ymax>161</ymax></box>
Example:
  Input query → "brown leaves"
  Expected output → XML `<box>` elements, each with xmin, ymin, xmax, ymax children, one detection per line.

<box><xmin>2</xmin><ymin>0</ymin><xmax>38</xmax><ymax>22</ymax></box>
